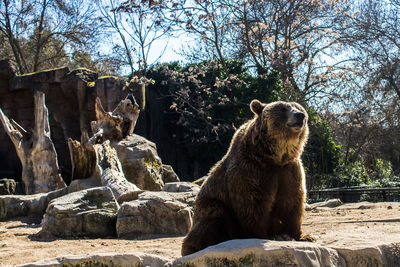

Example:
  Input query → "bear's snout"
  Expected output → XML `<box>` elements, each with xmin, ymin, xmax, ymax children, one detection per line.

<box><xmin>287</xmin><ymin>111</ymin><xmax>305</xmax><ymax>128</ymax></box>
<box><xmin>295</xmin><ymin>112</ymin><xmax>305</xmax><ymax>123</ymax></box>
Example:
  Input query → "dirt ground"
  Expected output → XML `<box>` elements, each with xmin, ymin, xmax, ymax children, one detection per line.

<box><xmin>1</xmin><ymin>202</ymin><xmax>400</xmax><ymax>266</ymax></box>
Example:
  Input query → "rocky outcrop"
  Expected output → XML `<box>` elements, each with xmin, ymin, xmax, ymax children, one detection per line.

<box><xmin>19</xmin><ymin>252</ymin><xmax>170</xmax><ymax>267</ymax></box>
<box><xmin>173</xmin><ymin>239</ymin><xmax>400</xmax><ymax>267</ymax></box>
<box><xmin>116</xmin><ymin>191</ymin><xmax>195</xmax><ymax>238</ymax></box>
<box><xmin>0</xmin><ymin>62</ymin><xmax>127</xmax><ymax>183</ymax></box>
<box><xmin>111</xmin><ymin>134</ymin><xmax>165</xmax><ymax>191</ymax></box>
<box><xmin>38</xmin><ymin>187</ymin><xmax>119</xmax><ymax>238</ymax></box>
<box><xmin>163</xmin><ymin>182</ymin><xmax>200</xmax><ymax>193</ymax></box>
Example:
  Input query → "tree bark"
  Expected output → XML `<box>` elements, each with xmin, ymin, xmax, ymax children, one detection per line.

<box><xmin>90</xmin><ymin>94</ymin><xmax>140</xmax><ymax>143</ymax></box>
<box><xmin>68</xmin><ymin>95</ymin><xmax>142</xmax><ymax>202</ymax></box>
<box><xmin>0</xmin><ymin>91</ymin><xmax>66</xmax><ymax>194</ymax></box>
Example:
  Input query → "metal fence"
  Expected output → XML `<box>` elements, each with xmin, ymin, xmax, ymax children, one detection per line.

<box><xmin>308</xmin><ymin>187</ymin><xmax>400</xmax><ymax>203</ymax></box>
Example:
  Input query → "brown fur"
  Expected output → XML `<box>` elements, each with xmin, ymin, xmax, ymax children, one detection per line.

<box><xmin>181</xmin><ymin>100</ymin><xmax>312</xmax><ymax>256</ymax></box>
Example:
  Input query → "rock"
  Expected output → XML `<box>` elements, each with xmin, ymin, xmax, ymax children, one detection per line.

<box><xmin>163</xmin><ymin>182</ymin><xmax>200</xmax><ymax>193</ymax></box>
<box><xmin>38</xmin><ymin>187</ymin><xmax>119</xmax><ymax>238</ymax></box>
<box><xmin>116</xmin><ymin>191</ymin><xmax>194</xmax><ymax>238</ymax></box>
<box><xmin>68</xmin><ymin>177</ymin><xmax>101</xmax><ymax>192</ymax></box>
<box><xmin>18</xmin><ymin>252</ymin><xmax>169</xmax><ymax>267</ymax></box>
<box><xmin>111</xmin><ymin>134</ymin><xmax>165</xmax><ymax>191</ymax></box>
<box><xmin>11</xmin><ymin>67</ymin><xmax>70</xmax><ymax>90</ymax></box>
<box><xmin>309</xmin><ymin>199</ymin><xmax>343</xmax><ymax>210</ymax></box>
<box><xmin>172</xmin><ymin>239</ymin><xmax>400</xmax><ymax>267</ymax></box>
<box><xmin>0</xmin><ymin>193</ymin><xmax>48</xmax><ymax>221</ymax></box>
<box><xmin>0</xmin><ymin>178</ymin><xmax>16</xmax><ymax>195</ymax></box>
<box><xmin>101</xmin><ymin>168</ymin><xmax>143</xmax><ymax>204</ymax></box>
<box><xmin>0</xmin><ymin>186</ymin><xmax>74</xmax><ymax>221</ymax></box>
<box><xmin>192</xmin><ymin>176</ymin><xmax>207</xmax><ymax>186</ymax></box>
<box><xmin>68</xmin><ymin>135</ymin><xmax>143</xmax><ymax>204</ymax></box>
<box><xmin>0</xmin><ymin>181</ymin><xmax>101</xmax><ymax>221</ymax></box>
<box><xmin>0</xmin><ymin>169</ymin><xmax>139</xmax><ymax>222</ymax></box>
<box><xmin>162</xmin><ymin>164</ymin><xmax>180</xmax><ymax>183</ymax></box>
<box><xmin>0</xmin><ymin>64</ymin><xmax>127</xmax><ymax>185</ymax></box>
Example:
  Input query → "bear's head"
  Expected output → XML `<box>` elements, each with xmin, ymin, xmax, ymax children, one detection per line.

<box><xmin>249</xmin><ymin>99</ymin><xmax>308</xmax><ymax>164</ymax></box>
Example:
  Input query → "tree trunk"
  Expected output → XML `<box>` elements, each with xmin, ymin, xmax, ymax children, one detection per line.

<box><xmin>0</xmin><ymin>91</ymin><xmax>66</xmax><ymax>194</ymax></box>
<box><xmin>90</xmin><ymin>94</ymin><xmax>140</xmax><ymax>143</ymax></box>
<box><xmin>68</xmin><ymin>95</ymin><xmax>142</xmax><ymax>203</ymax></box>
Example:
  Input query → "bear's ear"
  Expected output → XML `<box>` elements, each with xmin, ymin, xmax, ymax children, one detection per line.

<box><xmin>250</xmin><ymin>100</ymin><xmax>264</xmax><ymax>115</ymax></box>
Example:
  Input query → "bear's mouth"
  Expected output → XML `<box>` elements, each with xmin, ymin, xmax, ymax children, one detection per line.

<box><xmin>287</xmin><ymin>121</ymin><xmax>304</xmax><ymax>128</ymax></box>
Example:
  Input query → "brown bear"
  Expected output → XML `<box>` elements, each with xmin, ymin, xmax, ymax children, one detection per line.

<box><xmin>181</xmin><ymin>99</ymin><xmax>313</xmax><ymax>256</ymax></box>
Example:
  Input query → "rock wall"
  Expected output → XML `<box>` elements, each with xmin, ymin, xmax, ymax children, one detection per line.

<box><xmin>0</xmin><ymin>60</ymin><xmax>197</xmax><ymax>184</ymax></box>
<box><xmin>0</xmin><ymin>60</ymin><xmax>127</xmax><ymax>183</ymax></box>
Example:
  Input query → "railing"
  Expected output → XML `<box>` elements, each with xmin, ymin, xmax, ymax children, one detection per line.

<box><xmin>308</xmin><ymin>187</ymin><xmax>400</xmax><ymax>203</ymax></box>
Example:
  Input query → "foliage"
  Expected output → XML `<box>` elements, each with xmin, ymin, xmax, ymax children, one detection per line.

<box><xmin>147</xmin><ymin>59</ymin><xmax>282</xmax><ymax>176</ymax></box>
<box><xmin>302</xmin><ymin>108</ymin><xmax>342</xmax><ymax>189</ymax></box>
<box><xmin>370</xmin><ymin>159</ymin><xmax>400</xmax><ymax>187</ymax></box>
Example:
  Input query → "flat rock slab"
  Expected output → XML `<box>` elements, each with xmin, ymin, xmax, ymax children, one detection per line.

<box><xmin>117</xmin><ymin>191</ymin><xmax>194</xmax><ymax>238</ymax></box>
<box><xmin>16</xmin><ymin>240</ymin><xmax>400</xmax><ymax>267</ymax></box>
<box><xmin>173</xmin><ymin>239</ymin><xmax>400</xmax><ymax>267</ymax></box>
<box><xmin>38</xmin><ymin>187</ymin><xmax>119</xmax><ymax>238</ymax></box>
<box><xmin>18</xmin><ymin>252</ymin><xmax>169</xmax><ymax>267</ymax></box>
<box><xmin>163</xmin><ymin>182</ymin><xmax>200</xmax><ymax>193</ymax></box>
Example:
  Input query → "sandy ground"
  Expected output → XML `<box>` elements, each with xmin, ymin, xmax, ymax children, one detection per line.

<box><xmin>0</xmin><ymin>202</ymin><xmax>399</xmax><ymax>266</ymax></box>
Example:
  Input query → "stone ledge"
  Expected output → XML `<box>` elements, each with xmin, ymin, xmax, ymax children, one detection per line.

<box><xmin>173</xmin><ymin>239</ymin><xmax>400</xmax><ymax>267</ymax></box>
<box><xmin>16</xmin><ymin>239</ymin><xmax>400</xmax><ymax>267</ymax></box>
<box><xmin>18</xmin><ymin>252</ymin><xmax>169</xmax><ymax>267</ymax></box>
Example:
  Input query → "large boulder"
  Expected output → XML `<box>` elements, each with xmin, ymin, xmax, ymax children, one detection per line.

<box><xmin>38</xmin><ymin>187</ymin><xmax>119</xmax><ymax>238</ymax></box>
<box><xmin>172</xmin><ymin>239</ymin><xmax>400</xmax><ymax>266</ymax></box>
<box><xmin>111</xmin><ymin>134</ymin><xmax>165</xmax><ymax>191</ymax></box>
<box><xmin>0</xmin><ymin>193</ymin><xmax>48</xmax><ymax>221</ymax></box>
<box><xmin>0</xmin><ymin>186</ymin><xmax>72</xmax><ymax>221</ymax></box>
<box><xmin>116</xmin><ymin>191</ymin><xmax>195</xmax><ymax>238</ymax></box>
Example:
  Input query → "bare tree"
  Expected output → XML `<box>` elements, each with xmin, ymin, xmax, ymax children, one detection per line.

<box><xmin>324</xmin><ymin>0</ymin><xmax>400</xmax><ymax>174</ymax></box>
<box><xmin>0</xmin><ymin>0</ymin><xmax>102</xmax><ymax>74</ymax></box>
<box><xmin>97</xmin><ymin>0</ymin><xmax>181</xmax><ymax>76</ymax></box>
<box><xmin>173</xmin><ymin>0</ymin><xmax>351</xmax><ymax>104</ymax></box>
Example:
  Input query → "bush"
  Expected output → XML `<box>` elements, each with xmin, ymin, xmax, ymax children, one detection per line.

<box><xmin>145</xmin><ymin>60</ymin><xmax>347</xmax><ymax>182</ymax></box>
<box><xmin>303</xmin><ymin>109</ymin><xmax>342</xmax><ymax>189</ymax></box>
<box><xmin>146</xmin><ymin>60</ymin><xmax>282</xmax><ymax>177</ymax></box>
